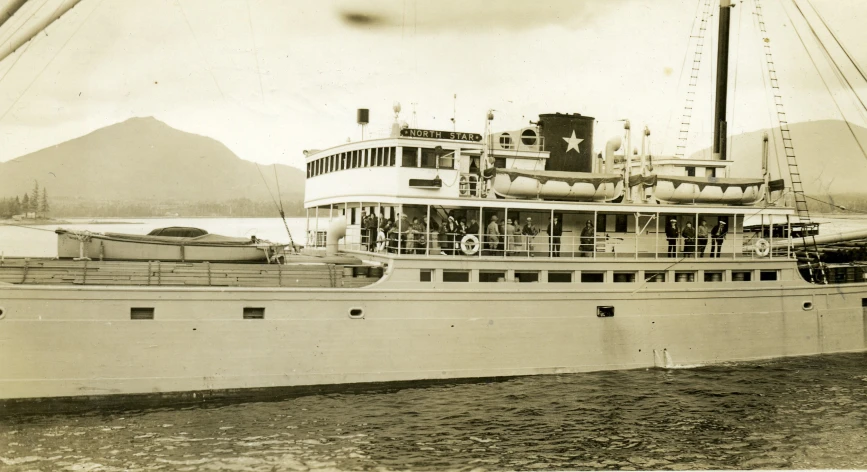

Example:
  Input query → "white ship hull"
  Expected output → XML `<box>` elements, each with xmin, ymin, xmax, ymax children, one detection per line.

<box><xmin>2</xmin><ymin>257</ymin><xmax>866</xmax><ymax>402</ymax></box>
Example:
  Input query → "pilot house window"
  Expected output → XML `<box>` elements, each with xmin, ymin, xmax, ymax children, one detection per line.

<box><xmin>402</xmin><ymin>147</ymin><xmax>419</xmax><ymax>168</ymax></box>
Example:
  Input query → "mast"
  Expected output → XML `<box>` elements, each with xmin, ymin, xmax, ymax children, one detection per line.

<box><xmin>712</xmin><ymin>0</ymin><xmax>734</xmax><ymax>160</ymax></box>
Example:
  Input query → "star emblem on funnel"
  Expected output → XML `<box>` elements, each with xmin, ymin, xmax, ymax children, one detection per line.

<box><xmin>562</xmin><ymin>130</ymin><xmax>584</xmax><ymax>154</ymax></box>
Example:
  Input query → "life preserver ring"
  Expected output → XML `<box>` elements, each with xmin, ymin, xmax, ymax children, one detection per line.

<box><xmin>460</xmin><ymin>234</ymin><xmax>480</xmax><ymax>255</ymax></box>
<box><xmin>459</xmin><ymin>175</ymin><xmax>470</xmax><ymax>195</ymax></box>
<box><xmin>755</xmin><ymin>238</ymin><xmax>770</xmax><ymax>257</ymax></box>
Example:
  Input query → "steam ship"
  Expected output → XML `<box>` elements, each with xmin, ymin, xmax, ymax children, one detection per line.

<box><xmin>2</xmin><ymin>0</ymin><xmax>867</xmax><ymax>407</ymax></box>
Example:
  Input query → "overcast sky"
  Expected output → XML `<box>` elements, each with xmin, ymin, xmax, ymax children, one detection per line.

<box><xmin>0</xmin><ymin>0</ymin><xmax>864</xmax><ymax>169</ymax></box>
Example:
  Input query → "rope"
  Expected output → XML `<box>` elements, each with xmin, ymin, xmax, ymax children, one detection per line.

<box><xmin>805</xmin><ymin>0</ymin><xmax>867</xmax><ymax>104</ymax></box>
<box><xmin>783</xmin><ymin>0</ymin><xmax>867</xmax><ymax>161</ymax></box>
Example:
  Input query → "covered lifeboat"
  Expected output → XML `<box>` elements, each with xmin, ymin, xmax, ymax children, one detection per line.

<box><xmin>634</xmin><ymin>174</ymin><xmax>785</xmax><ymax>205</ymax></box>
<box><xmin>491</xmin><ymin>168</ymin><xmax>623</xmax><ymax>202</ymax></box>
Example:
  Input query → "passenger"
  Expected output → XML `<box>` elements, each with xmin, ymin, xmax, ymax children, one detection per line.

<box><xmin>424</xmin><ymin>217</ymin><xmax>438</xmax><ymax>255</ymax></box>
<box><xmin>579</xmin><ymin>220</ymin><xmax>594</xmax><ymax>257</ymax></box>
<box><xmin>439</xmin><ymin>217</ymin><xmax>450</xmax><ymax>255</ymax></box>
<box><xmin>446</xmin><ymin>215</ymin><xmax>459</xmax><ymax>255</ymax></box>
<box><xmin>522</xmin><ymin>217</ymin><xmax>539</xmax><ymax>257</ymax></box>
<box><xmin>710</xmin><ymin>220</ymin><xmax>728</xmax><ymax>258</ymax></box>
<box><xmin>467</xmin><ymin>217</ymin><xmax>480</xmax><ymax>237</ymax></box>
<box><xmin>512</xmin><ymin>218</ymin><xmax>524</xmax><ymax>256</ymax></box>
<box><xmin>681</xmin><ymin>221</ymin><xmax>696</xmax><ymax>257</ymax></box>
<box><xmin>407</xmin><ymin>218</ymin><xmax>427</xmax><ymax>254</ymax></box>
<box><xmin>665</xmin><ymin>219</ymin><xmax>679</xmax><ymax>257</ymax></box>
<box><xmin>504</xmin><ymin>218</ymin><xmax>518</xmax><ymax>255</ymax></box>
<box><xmin>398</xmin><ymin>214</ymin><xmax>410</xmax><ymax>254</ymax></box>
<box><xmin>485</xmin><ymin>215</ymin><xmax>501</xmax><ymax>255</ymax></box>
<box><xmin>375</xmin><ymin>225</ymin><xmax>387</xmax><ymax>252</ymax></box>
<box><xmin>697</xmin><ymin>219</ymin><xmax>709</xmax><ymax>257</ymax></box>
<box><xmin>547</xmin><ymin>216</ymin><xmax>562</xmax><ymax>257</ymax></box>
<box><xmin>360</xmin><ymin>211</ymin><xmax>369</xmax><ymax>250</ymax></box>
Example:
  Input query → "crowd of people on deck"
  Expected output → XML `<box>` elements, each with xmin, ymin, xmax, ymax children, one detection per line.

<box><xmin>665</xmin><ymin>218</ymin><xmax>728</xmax><ymax>258</ymax></box>
<box><xmin>356</xmin><ymin>210</ymin><xmax>729</xmax><ymax>258</ymax></box>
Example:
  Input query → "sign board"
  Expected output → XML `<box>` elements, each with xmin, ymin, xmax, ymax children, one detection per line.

<box><xmin>400</xmin><ymin>128</ymin><xmax>482</xmax><ymax>142</ymax></box>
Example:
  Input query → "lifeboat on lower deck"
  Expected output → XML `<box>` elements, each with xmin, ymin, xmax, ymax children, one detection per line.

<box><xmin>635</xmin><ymin>174</ymin><xmax>785</xmax><ymax>205</ymax></box>
<box><xmin>491</xmin><ymin>168</ymin><xmax>623</xmax><ymax>201</ymax></box>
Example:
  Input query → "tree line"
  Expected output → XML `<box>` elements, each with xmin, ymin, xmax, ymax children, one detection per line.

<box><xmin>44</xmin><ymin>197</ymin><xmax>305</xmax><ymax>218</ymax></box>
<box><xmin>0</xmin><ymin>181</ymin><xmax>49</xmax><ymax>218</ymax></box>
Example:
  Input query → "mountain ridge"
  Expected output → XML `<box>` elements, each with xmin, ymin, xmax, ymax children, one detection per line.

<box><xmin>0</xmin><ymin>116</ymin><xmax>305</xmax><ymax>205</ymax></box>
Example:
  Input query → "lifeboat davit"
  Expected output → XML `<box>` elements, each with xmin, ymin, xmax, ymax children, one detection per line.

<box><xmin>491</xmin><ymin>168</ymin><xmax>623</xmax><ymax>201</ymax></box>
<box><xmin>635</xmin><ymin>175</ymin><xmax>785</xmax><ymax>205</ymax></box>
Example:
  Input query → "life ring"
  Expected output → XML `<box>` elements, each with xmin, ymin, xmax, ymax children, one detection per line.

<box><xmin>459</xmin><ymin>175</ymin><xmax>470</xmax><ymax>195</ymax></box>
<box><xmin>460</xmin><ymin>234</ymin><xmax>480</xmax><ymax>255</ymax></box>
<box><xmin>755</xmin><ymin>238</ymin><xmax>770</xmax><ymax>257</ymax></box>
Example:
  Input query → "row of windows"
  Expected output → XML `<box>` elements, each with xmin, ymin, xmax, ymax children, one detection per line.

<box><xmin>307</xmin><ymin>147</ymin><xmax>397</xmax><ymax>178</ymax></box>
<box><xmin>130</xmin><ymin>307</ymin><xmax>265</xmax><ymax>320</ymax></box>
<box><xmin>419</xmin><ymin>269</ymin><xmax>778</xmax><ymax>283</ymax></box>
<box><xmin>307</xmin><ymin>146</ymin><xmax>457</xmax><ymax>178</ymax></box>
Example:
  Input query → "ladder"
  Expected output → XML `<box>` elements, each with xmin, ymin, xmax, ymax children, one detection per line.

<box><xmin>755</xmin><ymin>0</ymin><xmax>825</xmax><ymax>282</ymax></box>
<box><xmin>755</xmin><ymin>0</ymin><xmax>810</xmax><ymax>224</ymax></box>
<box><xmin>675</xmin><ymin>0</ymin><xmax>714</xmax><ymax>158</ymax></box>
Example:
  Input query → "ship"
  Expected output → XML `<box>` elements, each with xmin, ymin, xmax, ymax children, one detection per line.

<box><xmin>2</xmin><ymin>0</ymin><xmax>867</xmax><ymax>409</ymax></box>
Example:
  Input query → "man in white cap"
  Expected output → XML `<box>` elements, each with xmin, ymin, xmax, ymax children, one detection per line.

<box><xmin>522</xmin><ymin>217</ymin><xmax>539</xmax><ymax>256</ymax></box>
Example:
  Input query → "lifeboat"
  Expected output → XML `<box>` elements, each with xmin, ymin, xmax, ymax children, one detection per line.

<box><xmin>56</xmin><ymin>227</ymin><xmax>283</xmax><ymax>262</ymax></box>
<box><xmin>491</xmin><ymin>168</ymin><xmax>623</xmax><ymax>201</ymax></box>
<box><xmin>635</xmin><ymin>175</ymin><xmax>785</xmax><ymax>205</ymax></box>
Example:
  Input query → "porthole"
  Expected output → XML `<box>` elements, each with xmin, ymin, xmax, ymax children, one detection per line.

<box><xmin>0</xmin><ymin>307</ymin><xmax>5</xmax><ymax>320</ymax></box>
<box><xmin>803</xmin><ymin>301</ymin><xmax>814</xmax><ymax>311</ymax></box>
<box><xmin>521</xmin><ymin>129</ymin><xmax>538</xmax><ymax>146</ymax></box>
<box><xmin>349</xmin><ymin>307</ymin><xmax>364</xmax><ymax>319</ymax></box>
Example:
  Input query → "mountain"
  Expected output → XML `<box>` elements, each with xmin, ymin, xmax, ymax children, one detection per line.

<box><xmin>0</xmin><ymin>117</ymin><xmax>305</xmax><ymax>205</ymax></box>
<box><xmin>692</xmin><ymin>119</ymin><xmax>867</xmax><ymax>196</ymax></box>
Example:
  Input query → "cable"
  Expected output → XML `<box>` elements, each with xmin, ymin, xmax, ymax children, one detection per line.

<box><xmin>805</xmin><ymin>0</ymin><xmax>867</xmax><ymax>90</ymax></box>
<box><xmin>784</xmin><ymin>0</ymin><xmax>867</xmax><ymax>160</ymax></box>
<box><xmin>0</xmin><ymin>0</ymin><xmax>100</xmax><ymax>123</ymax></box>
<box><xmin>174</xmin><ymin>0</ymin><xmax>224</xmax><ymax>100</ymax></box>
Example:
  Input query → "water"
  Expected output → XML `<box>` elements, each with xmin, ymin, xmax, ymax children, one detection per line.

<box><xmin>2</xmin><ymin>353</ymin><xmax>867</xmax><ymax>471</ymax></box>
<box><xmin>2</xmin><ymin>215</ymin><xmax>867</xmax><ymax>470</ymax></box>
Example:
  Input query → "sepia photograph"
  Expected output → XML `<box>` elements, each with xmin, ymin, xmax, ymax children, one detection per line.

<box><xmin>1</xmin><ymin>0</ymin><xmax>867</xmax><ymax>470</ymax></box>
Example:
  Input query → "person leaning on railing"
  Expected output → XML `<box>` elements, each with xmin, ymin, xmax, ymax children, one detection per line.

<box><xmin>665</xmin><ymin>219</ymin><xmax>679</xmax><ymax>258</ymax></box>
<box><xmin>579</xmin><ymin>220</ymin><xmax>594</xmax><ymax>257</ymax></box>
<box><xmin>681</xmin><ymin>221</ymin><xmax>696</xmax><ymax>257</ymax></box>
<box><xmin>548</xmin><ymin>216</ymin><xmax>562</xmax><ymax>257</ymax></box>
<box><xmin>522</xmin><ymin>217</ymin><xmax>539</xmax><ymax>257</ymax></box>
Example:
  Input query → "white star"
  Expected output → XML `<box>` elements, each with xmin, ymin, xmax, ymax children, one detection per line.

<box><xmin>562</xmin><ymin>131</ymin><xmax>584</xmax><ymax>154</ymax></box>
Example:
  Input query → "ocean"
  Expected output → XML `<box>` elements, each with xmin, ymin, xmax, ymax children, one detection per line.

<box><xmin>1</xmin><ymin>216</ymin><xmax>867</xmax><ymax>471</ymax></box>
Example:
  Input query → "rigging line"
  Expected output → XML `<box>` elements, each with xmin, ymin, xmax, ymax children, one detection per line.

<box><xmin>0</xmin><ymin>0</ymin><xmax>53</xmax><ymax>87</ymax></box>
<box><xmin>272</xmin><ymin>163</ymin><xmax>284</xmax><ymax>213</ymax></box>
<box><xmin>0</xmin><ymin>0</ymin><xmax>47</xmax><ymax>48</ymax></box>
<box><xmin>752</xmin><ymin>0</ymin><xmax>784</xmax><ymax>181</ymax></box>
<box><xmin>803</xmin><ymin>194</ymin><xmax>867</xmax><ymax>214</ymax></box>
<box><xmin>255</xmin><ymin>162</ymin><xmax>280</xmax><ymax>211</ymax></box>
<box><xmin>174</xmin><ymin>0</ymin><xmax>224</xmax><ymax>100</ymax></box>
<box><xmin>0</xmin><ymin>221</ymin><xmax>58</xmax><ymax>232</ymax></box>
<box><xmin>269</xmin><ymin>163</ymin><xmax>298</xmax><ymax>253</ymax></box>
<box><xmin>784</xmin><ymin>0</ymin><xmax>867</xmax><ymax>160</ymax></box>
<box><xmin>666</xmin><ymin>0</ymin><xmax>707</xmax><ymax>156</ymax></box>
<box><xmin>805</xmin><ymin>0</ymin><xmax>867</xmax><ymax>89</ymax></box>
<box><xmin>245</xmin><ymin>0</ymin><xmax>264</xmax><ymax>103</ymax></box>
<box><xmin>0</xmin><ymin>0</ymin><xmax>28</xmax><ymax>31</ymax></box>
<box><xmin>791</xmin><ymin>0</ymin><xmax>867</xmax><ymax>116</ymax></box>
<box><xmin>0</xmin><ymin>0</ymin><xmax>99</xmax><ymax>124</ymax></box>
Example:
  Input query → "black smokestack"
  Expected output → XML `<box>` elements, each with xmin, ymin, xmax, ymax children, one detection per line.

<box><xmin>538</xmin><ymin>113</ymin><xmax>595</xmax><ymax>172</ymax></box>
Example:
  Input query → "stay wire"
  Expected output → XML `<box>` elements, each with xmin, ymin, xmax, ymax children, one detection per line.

<box><xmin>0</xmin><ymin>0</ymin><xmax>102</xmax><ymax>124</ymax></box>
<box><xmin>663</xmin><ymin>0</ymin><xmax>705</xmax><ymax>154</ymax></box>
<box><xmin>805</xmin><ymin>0</ymin><xmax>867</xmax><ymax>91</ymax></box>
<box><xmin>785</xmin><ymin>0</ymin><xmax>867</xmax><ymax>160</ymax></box>
<box><xmin>0</xmin><ymin>0</ymin><xmax>55</xmax><ymax>88</ymax></box>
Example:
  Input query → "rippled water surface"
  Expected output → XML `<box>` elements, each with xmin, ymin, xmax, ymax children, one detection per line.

<box><xmin>3</xmin><ymin>353</ymin><xmax>867</xmax><ymax>471</ymax></box>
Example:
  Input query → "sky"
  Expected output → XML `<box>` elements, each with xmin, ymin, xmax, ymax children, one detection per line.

<box><xmin>0</xmin><ymin>0</ymin><xmax>864</xmax><ymax>171</ymax></box>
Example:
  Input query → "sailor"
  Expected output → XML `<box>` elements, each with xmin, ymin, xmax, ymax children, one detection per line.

<box><xmin>710</xmin><ymin>220</ymin><xmax>728</xmax><ymax>258</ymax></box>
<box><xmin>523</xmin><ymin>217</ymin><xmax>539</xmax><ymax>257</ymax></box>
<box><xmin>681</xmin><ymin>221</ymin><xmax>696</xmax><ymax>257</ymax></box>
<box><xmin>579</xmin><ymin>220</ymin><xmax>594</xmax><ymax>257</ymax></box>
<box><xmin>666</xmin><ymin>219</ymin><xmax>679</xmax><ymax>257</ymax></box>
<box><xmin>697</xmin><ymin>219</ymin><xmax>709</xmax><ymax>257</ymax></box>
<box><xmin>548</xmin><ymin>216</ymin><xmax>562</xmax><ymax>257</ymax></box>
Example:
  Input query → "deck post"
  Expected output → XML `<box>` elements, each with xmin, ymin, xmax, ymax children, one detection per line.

<box><xmin>398</xmin><ymin>203</ymin><xmax>403</xmax><ymax>255</ymax></box>
<box><xmin>733</xmin><ymin>214</ymin><xmax>738</xmax><ymax>259</ymax></box>
<box><xmin>479</xmin><ymin>205</ymin><xmax>483</xmax><ymax>259</ymax></box>
<box><xmin>504</xmin><ymin>207</ymin><xmax>509</xmax><ymax>258</ymax></box>
<box><xmin>305</xmin><ymin>208</ymin><xmax>309</xmax><ymax>247</ymax></box>
<box><xmin>550</xmin><ymin>208</ymin><xmax>555</xmax><ymax>257</ymax></box>
<box><xmin>426</xmin><ymin>205</ymin><xmax>431</xmax><ymax>256</ymax></box>
<box><xmin>655</xmin><ymin>212</ymin><xmax>659</xmax><ymax>259</ymax></box>
<box><xmin>315</xmin><ymin>206</ymin><xmax>320</xmax><ymax>247</ymax></box>
<box><xmin>593</xmin><ymin>210</ymin><xmax>598</xmax><ymax>259</ymax></box>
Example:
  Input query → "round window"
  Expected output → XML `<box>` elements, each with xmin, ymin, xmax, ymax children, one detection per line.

<box><xmin>499</xmin><ymin>134</ymin><xmax>513</xmax><ymax>149</ymax></box>
<box><xmin>521</xmin><ymin>129</ymin><xmax>538</xmax><ymax>146</ymax></box>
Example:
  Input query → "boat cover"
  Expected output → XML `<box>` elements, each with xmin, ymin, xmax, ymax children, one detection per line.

<box><xmin>147</xmin><ymin>227</ymin><xmax>209</xmax><ymax>237</ymax></box>
<box><xmin>56</xmin><ymin>229</ymin><xmax>269</xmax><ymax>247</ymax></box>
<box><xmin>632</xmin><ymin>174</ymin><xmax>785</xmax><ymax>192</ymax></box>
<box><xmin>495</xmin><ymin>168</ymin><xmax>622</xmax><ymax>189</ymax></box>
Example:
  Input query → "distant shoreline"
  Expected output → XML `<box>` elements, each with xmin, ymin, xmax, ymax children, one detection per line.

<box><xmin>0</xmin><ymin>218</ymin><xmax>140</xmax><ymax>226</ymax></box>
